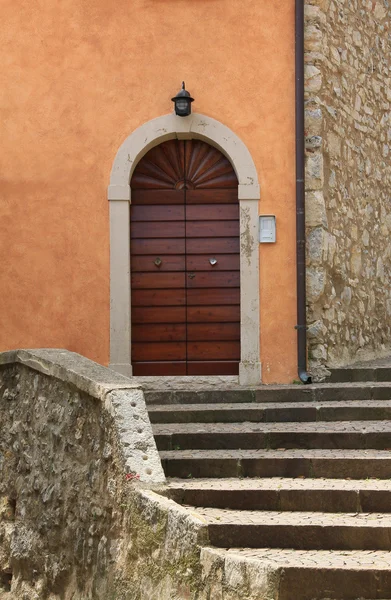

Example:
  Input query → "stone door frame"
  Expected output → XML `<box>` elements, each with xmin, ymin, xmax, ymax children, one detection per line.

<box><xmin>108</xmin><ymin>112</ymin><xmax>261</xmax><ymax>384</ymax></box>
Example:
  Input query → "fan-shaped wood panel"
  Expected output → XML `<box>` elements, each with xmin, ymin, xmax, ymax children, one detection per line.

<box><xmin>130</xmin><ymin>139</ymin><xmax>240</xmax><ymax>376</ymax></box>
<box><xmin>131</xmin><ymin>139</ymin><xmax>238</xmax><ymax>190</ymax></box>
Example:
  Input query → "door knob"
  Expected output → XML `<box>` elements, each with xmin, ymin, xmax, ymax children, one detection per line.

<box><xmin>188</xmin><ymin>272</ymin><xmax>195</xmax><ymax>279</ymax></box>
<box><xmin>154</xmin><ymin>257</ymin><xmax>162</xmax><ymax>267</ymax></box>
<box><xmin>209</xmin><ymin>258</ymin><xmax>217</xmax><ymax>266</ymax></box>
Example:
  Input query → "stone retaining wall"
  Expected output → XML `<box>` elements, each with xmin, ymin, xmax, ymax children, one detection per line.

<box><xmin>0</xmin><ymin>349</ymin><xmax>201</xmax><ymax>599</ymax></box>
<box><xmin>0</xmin><ymin>349</ymin><xmax>280</xmax><ymax>599</ymax></box>
<box><xmin>305</xmin><ymin>0</ymin><xmax>391</xmax><ymax>377</ymax></box>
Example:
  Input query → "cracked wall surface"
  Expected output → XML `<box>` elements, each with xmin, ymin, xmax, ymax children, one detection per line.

<box><xmin>305</xmin><ymin>0</ymin><xmax>391</xmax><ymax>377</ymax></box>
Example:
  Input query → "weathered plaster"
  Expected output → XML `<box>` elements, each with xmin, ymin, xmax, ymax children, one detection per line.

<box><xmin>0</xmin><ymin>0</ymin><xmax>297</xmax><ymax>383</ymax></box>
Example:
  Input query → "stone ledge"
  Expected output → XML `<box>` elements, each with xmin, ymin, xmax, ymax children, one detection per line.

<box><xmin>0</xmin><ymin>348</ymin><xmax>140</xmax><ymax>400</ymax></box>
<box><xmin>0</xmin><ymin>349</ymin><xmax>166</xmax><ymax>485</ymax></box>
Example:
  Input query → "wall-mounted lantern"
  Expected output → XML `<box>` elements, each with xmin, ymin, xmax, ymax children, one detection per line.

<box><xmin>171</xmin><ymin>82</ymin><xmax>194</xmax><ymax>117</ymax></box>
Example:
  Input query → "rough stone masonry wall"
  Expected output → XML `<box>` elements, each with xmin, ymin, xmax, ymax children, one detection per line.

<box><xmin>0</xmin><ymin>349</ymin><xmax>169</xmax><ymax>598</ymax></box>
<box><xmin>0</xmin><ymin>350</ymin><xmax>207</xmax><ymax>599</ymax></box>
<box><xmin>305</xmin><ymin>0</ymin><xmax>391</xmax><ymax>377</ymax></box>
<box><xmin>0</xmin><ymin>349</ymin><xmax>280</xmax><ymax>600</ymax></box>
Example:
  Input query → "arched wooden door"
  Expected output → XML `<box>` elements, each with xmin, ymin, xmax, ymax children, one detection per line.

<box><xmin>130</xmin><ymin>139</ymin><xmax>240</xmax><ymax>376</ymax></box>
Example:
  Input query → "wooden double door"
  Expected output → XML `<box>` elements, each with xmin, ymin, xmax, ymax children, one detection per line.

<box><xmin>130</xmin><ymin>139</ymin><xmax>240</xmax><ymax>376</ymax></box>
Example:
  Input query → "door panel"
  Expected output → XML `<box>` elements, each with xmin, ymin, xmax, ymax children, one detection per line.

<box><xmin>132</xmin><ymin>289</ymin><xmax>186</xmax><ymax>306</ymax></box>
<box><xmin>131</xmin><ymin>205</ymin><xmax>185</xmax><ymax>221</ymax></box>
<box><xmin>130</xmin><ymin>221</ymin><xmax>185</xmax><ymax>238</ymax></box>
<box><xmin>186</xmin><ymin>288</ymin><xmax>240</xmax><ymax>305</ymax></box>
<box><xmin>187</xmin><ymin>342</ymin><xmax>240</xmax><ymax>360</ymax></box>
<box><xmin>130</xmin><ymin>138</ymin><xmax>240</xmax><ymax>376</ymax></box>
<box><xmin>132</xmin><ymin>190</ymin><xmax>185</xmax><ymax>205</ymax></box>
<box><xmin>131</xmin><ymin>255</ymin><xmax>186</xmax><ymax>272</ymax></box>
<box><xmin>131</xmin><ymin>239</ymin><xmax>185</xmax><ymax>254</ymax></box>
<box><xmin>133</xmin><ymin>362</ymin><xmax>187</xmax><ymax>376</ymax></box>
<box><xmin>132</xmin><ymin>324</ymin><xmax>186</xmax><ymax>342</ymax></box>
<box><xmin>187</xmin><ymin>323</ymin><xmax>240</xmax><ymax>341</ymax></box>
<box><xmin>187</xmin><ymin>238</ymin><xmax>240</xmax><ymax>254</ymax></box>
<box><xmin>186</xmin><ymin>190</ymin><xmax>238</xmax><ymax>203</ymax></box>
<box><xmin>186</xmin><ymin>255</ymin><xmax>240</xmax><ymax>271</ymax></box>
<box><xmin>186</xmin><ymin>204</ymin><xmax>239</xmax><ymax>220</ymax></box>
<box><xmin>186</xmin><ymin>272</ymin><xmax>240</xmax><ymax>288</ymax></box>
<box><xmin>187</xmin><ymin>306</ymin><xmax>240</xmax><ymax>322</ymax></box>
<box><xmin>186</xmin><ymin>221</ymin><xmax>239</xmax><ymax>238</ymax></box>
<box><xmin>132</xmin><ymin>342</ymin><xmax>186</xmax><ymax>361</ymax></box>
<box><xmin>131</xmin><ymin>272</ymin><xmax>186</xmax><ymax>289</ymax></box>
<box><xmin>187</xmin><ymin>362</ymin><xmax>239</xmax><ymax>376</ymax></box>
<box><xmin>132</xmin><ymin>307</ymin><xmax>186</xmax><ymax>323</ymax></box>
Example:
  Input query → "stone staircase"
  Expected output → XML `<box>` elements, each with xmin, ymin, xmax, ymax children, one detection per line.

<box><xmin>143</xmin><ymin>366</ymin><xmax>391</xmax><ymax>600</ymax></box>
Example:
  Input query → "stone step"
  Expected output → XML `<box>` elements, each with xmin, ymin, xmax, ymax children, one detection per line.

<box><xmin>144</xmin><ymin>383</ymin><xmax>391</xmax><ymax>405</ymax></box>
<box><xmin>148</xmin><ymin>400</ymin><xmax>391</xmax><ymax>423</ymax></box>
<box><xmin>191</xmin><ymin>507</ymin><xmax>391</xmax><ymax>550</ymax></box>
<box><xmin>153</xmin><ymin>420</ymin><xmax>391</xmax><ymax>450</ymax></box>
<box><xmin>328</xmin><ymin>367</ymin><xmax>391</xmax><ymax>383</ymax></box>
<box><xmin>202</xmin><ymin>546</ymin><xmax>391</xmax><ymax>600</ymax></box>
<box><xmin>167</xmin><ymin>477</ymin><xmax>391</xmax><ymax>512</ymax></box>
<box><xmin>160</xmin><ymin>449</ymin><xmax>391</xmax><ymax>479</ymax></box>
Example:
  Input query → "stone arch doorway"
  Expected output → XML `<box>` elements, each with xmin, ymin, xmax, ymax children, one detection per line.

<box><xmin>130</xmin><ymin>138</ymin><xmax>240</xmax><ymax>376</ymax></box>
<box><xmin>108</xmin><ymin>112</ymin><xmax>261</xmax><ymax>384</ymax></box>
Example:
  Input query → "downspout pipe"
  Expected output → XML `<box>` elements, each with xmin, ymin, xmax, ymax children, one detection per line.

<box><xmin>295</xmin><ymin>0</ymin><xmax>312</xmax><ymax>384</ymax></box>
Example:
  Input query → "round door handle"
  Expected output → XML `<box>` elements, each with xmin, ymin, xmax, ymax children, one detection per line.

<box><xmin>209</xmin><ymin>258</ymin><xmax>217</xmax><ymax>266</ymax></box>
<box><xmin>188</xmin><ymin>273</ymin><xmax>195</xmax><ymax>279</ymax></box>
<box><xmin>154</xmin><ymin>257</ymin><xmax>162</xmax><ymax>267</ymax></box>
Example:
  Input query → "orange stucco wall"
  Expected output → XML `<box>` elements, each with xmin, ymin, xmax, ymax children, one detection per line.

<box><xmin>0</xmin><ymin>0</ymin><xmax>296</xmax><ymax>383</ymax></box>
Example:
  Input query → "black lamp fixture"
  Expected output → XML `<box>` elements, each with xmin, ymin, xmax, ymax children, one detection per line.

<box><xmin>171</xmin><ymin>81</ymin><xmax>194</xmax><ymax>117</ymax></box>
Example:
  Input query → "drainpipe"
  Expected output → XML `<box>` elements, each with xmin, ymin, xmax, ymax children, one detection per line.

<box><xmin>295</xmin><ymin>0</ymin><xmax>312</xmax><ymax>384</ymax></box>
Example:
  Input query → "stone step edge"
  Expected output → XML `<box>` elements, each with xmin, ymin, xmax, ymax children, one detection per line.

<box><xmin>148</xmin><ymin>400</ymin><xmax>391</xmax><ymax>411</ymax></box>
<box><xmin>144</xmin><ymin>387</ymin><xmax>391</xmax><ymax>405</ymax></box>
<box><xmin>160</xmin><ymin>448</ymin><xmax>391</xmax><ymax>458</ymax></box>
<box><xmin>160</xmin><ymin>449</ymin><xmax>391</xmax><ymax>479</ymax></box>
<box><xmin>165</xmin><ymin>477</ymin><xmax>391</xmax><ymax>513</ymax></box>
<box><xmin>200</xmin><ymin>546</ymin><xmax>391</xmax><ymax>600</ymax></box>
<box><xmin>191</xmin><ymin>507</ymin><xmax>391</xmax><ymax>526</ymax></box>
<box><xmin>144</xmin><ymin>382</ymin><xmax>391</xmax><ymax>391</ymax></box>
<box><xmin>327</xmin><ymin>367</ymin><xmax>391</xmax><ymax>383</ymax></box>
<box><xmin>153</xmin><ymin>420</ymin><xmax>391</xmax><ymax>432</ymax></box>
<box><xmin>192</xmin><ymin>507</ymin><xmax>391</xmax><ymax>551</ymax></box>
<box><xmin>202</xmin><ymin>545</ymin><xmax>391</xmax><ymax>571</ymax></box>
<box><xmin>166</xmin><ymin>476</ymin><xmax>391</xmax><ymax>491</ymax></box>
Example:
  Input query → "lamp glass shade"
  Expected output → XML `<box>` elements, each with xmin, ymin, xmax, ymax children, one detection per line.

<box><xmin>175</xmin><ymin>99</ymin><xmax>190</xmax><ymax>114</ymax></box>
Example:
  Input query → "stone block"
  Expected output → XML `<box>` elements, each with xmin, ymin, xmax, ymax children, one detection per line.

<box><xmin>305</xmin><ymin>153</ymin><xmax>324</xmax><ymax>190</ymax></box>
<box><xmin>350</xmin><ymin>246</ymin><xmax>362</xmax><ymax>277</ymax></box>
<box><xmin>304</xmin><ymin>5</ymin><xmax>327</xmax><ymax>25</ymax></box>
<box><xmin>305</xmin><ymin>25</ymin><xmax>323</xmax><ymax>52</ymax></box>
<box><xmin>327</xmin><ymin>131</ymin><xmax>342</xmax><ymax>157</ymax></box>
<box><xmin>305</xmin><ymin>108</ymin><xmax>323</xmax><ymax>136</ymax></box>
<box><xmin>305</xmin><ymin>65</ymin><xmax>323</xmax><ymax>93</ymax></box>
<box><xmin>307</xmin><ymin>227</ymin><xmax>329</xmax><ymax>265</ymax></box>
<box><xmin>307</xmin><ymin>267</ymin><xmax>326</xmax><ymax>301</ymax></box>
